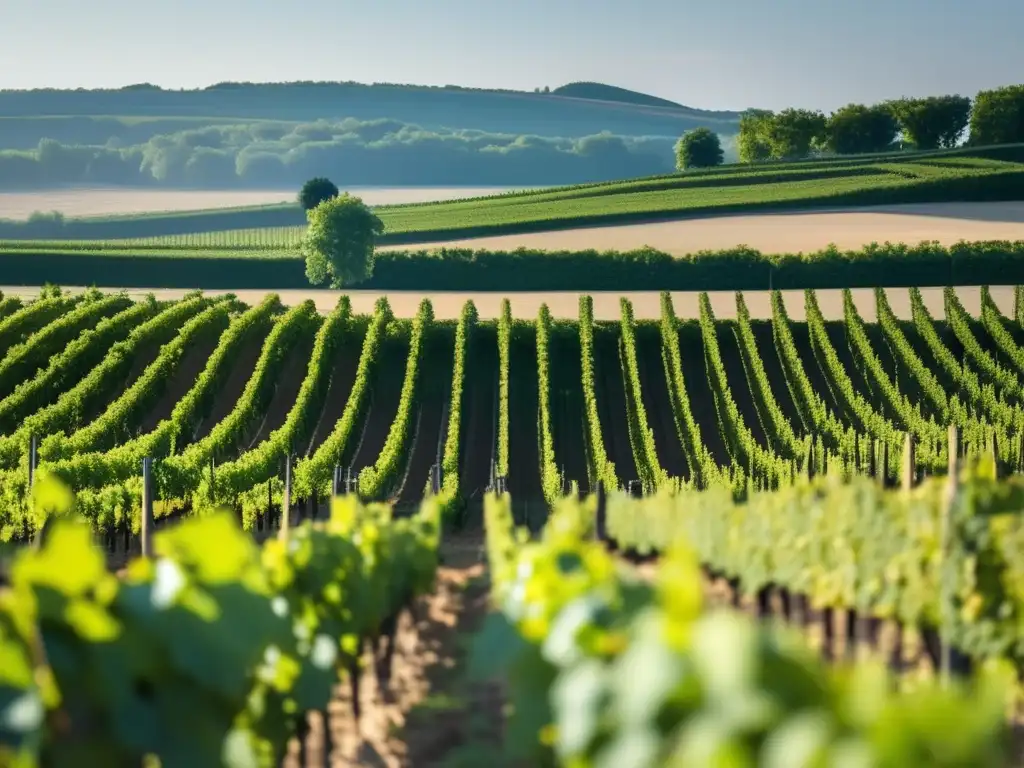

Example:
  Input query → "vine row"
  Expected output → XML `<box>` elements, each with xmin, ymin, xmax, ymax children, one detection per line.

<box><xmin>0</xmin><ymin>291</ymin><xmax>128</xmax><ymax>398</ymax></box>
<box><xmin>43</xmin><ymin>296</ymin><xmax>283</xmax><ymax>492</ymax></box>
<box><xmin>618</xmin><ymin>297</ymin><xmax>668</xmax><ymax>491</ymax></box>
<box><xmin>0</xmin><ymin>299</ymin><xmax>160</xmax><ymax>434</ymax></box>
<box><xmin>40</xmin><ymin>299</ymin><xmax>236</xmax><ymax>461</ymax></box>
<box><xmin>577</xmin><ymin>295</ymin><xmax>617</xmax><ymax>490</ymax></box>
<box><xmin>496</xmin><ymin>298</ymin><xmax>511</xmax><ymax>478</ymax></box>
<box><xmin>198</xmin><ymin>298</ymin><xmax>352</xmax><ymax>522</ymax></box>
<box><xmin>659</xmin><ymin>292</ymin><xmax>728</xmax><ymax>490</ymax></box>
<box><xmin>0</xmin><ymin>295</ymin><xmax>212</xmax><ymax>469</ymax></box>
<box><xmin>293</xmin><ymin>298</ymin><xmax>392</xmax><ymax>499</ymax></box>
<box><xmin>357</xmin><ymin>299</ymin><xmax>433</xmax><ymax>500</ymax></box>
<box><xmin>438</xmin><ymin>300</ymin><xmax>477</xmax><ymax>510</ymax></box>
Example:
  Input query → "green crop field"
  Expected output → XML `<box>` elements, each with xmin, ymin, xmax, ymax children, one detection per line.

<box><xmin>2</xmin><ymin>143</ymin><xmax>1023</xmax><ymax>249</ymax></box>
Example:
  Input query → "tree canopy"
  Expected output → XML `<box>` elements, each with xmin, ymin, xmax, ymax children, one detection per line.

<box><xmin>738</xmin><ymin>110</ymin><xmax>774</xmax><ymax>163</ymax></box>
<box><xmin>763</xmin><ymin>109</ymin><xmax>827</xmax><ymax>160</ymax></box>
<box><xmin>969</xmin><ymin>85</ymin><xmax>1024</xmax><ymax>146</ymax></box>
<box><xmin>822</xmin><ymin>104</ymin><xmax>899</xmax><ymax>155</ymax></box>
<box><xmin>674</xmin><ymin>128</ymin><xmax>724</xmax><ymax>170</ymax></box>
<box><xmin>298</xmin><ymin>177</ymin><xmax>340</xmax><ymax>211</ymax></box>
<box><xmin>302</xmin><ymin>193</ymin><xmax>384</xmax><ymax>288</ymax></box>
<box><xmin>886</xmin><ymin>96</ymin><xmax>971</xmax><ymax>150</ymax></box>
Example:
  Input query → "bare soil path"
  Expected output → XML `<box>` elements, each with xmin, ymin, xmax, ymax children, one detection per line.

<box><xmin>279</xmin><ymin>530</ymin><xmax>503</xmax><ymax>768</ymax></box>
<box><xmin>379</xmin><ymin>202</ymin><xmax>1024</xmax><ymax>256</ymax></box>
<box><xmin>7</xmin><ymin>286</ymin><xmax>1014</xmax><ymax>322</ymax></box>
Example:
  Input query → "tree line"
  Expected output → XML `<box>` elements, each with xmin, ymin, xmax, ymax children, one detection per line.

<box><xmin>0</xmin><ymin>118</ymin><xmax>679</xmax><ymax>193</ymax></box>
<box><xmin>676</xmin><ymin>83</ymin><xmax>1024</xmax><ymax>169</ymax></box>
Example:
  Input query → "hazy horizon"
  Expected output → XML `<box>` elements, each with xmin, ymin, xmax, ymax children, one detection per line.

<box><xmin>1</xmin><ymin>0</ymin><xmax>1022</xmax><ymax>113</ymax></box>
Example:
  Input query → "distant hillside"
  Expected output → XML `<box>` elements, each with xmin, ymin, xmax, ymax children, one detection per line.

<box><xmin>552</xmin><ymin>82</ymin><xmax>685</xmax><ymax>109</ymax></box>
<box><xmin>0</xmin><ymin>80</ymin><xmax>741</xmax><ymax>139</ymax></box>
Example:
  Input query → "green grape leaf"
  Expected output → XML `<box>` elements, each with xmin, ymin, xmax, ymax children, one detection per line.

<box><xmin>594</xmin><ymin>728</ymin><xmax>661</xmax><ymax>768</ymax></box>
<box><xmin>611</xmin><ymin>609</ymin><xmax>687</xmax><ymax>726</ymax></box>
<box><xmin>760</xmin><ymin>711</ymin><xmax>832</xmax><ymax>768</ymax></box>
<box><xmin>552</xmin><ymin>657</ymin><xmax>606</xmax><ymax>759</ymax></box>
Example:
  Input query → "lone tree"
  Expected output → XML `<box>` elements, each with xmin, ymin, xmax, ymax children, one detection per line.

<box><xmin>675</xmin><ymin>128</ymin><xmax>724</xmax><ymax>170</ymax></box>
<box><xmin>298</xmin><ymin>177</ymin><xmax>340</xmax><ymax>211</ymax></box>
<box><xmin>302</xmin><ymin>193</ymin><xmax>384</xmax><ymax>288</ymax></box>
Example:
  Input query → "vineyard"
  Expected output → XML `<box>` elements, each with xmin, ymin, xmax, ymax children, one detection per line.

<box><xmin>3</xmin><ymin>284</ymin><xmax>1024</xmax><ymax>537</ymax></box>
<box><xmin>7</xmin><ymin>283</ymin><xmax>1024</xmax><ymax>764</ymax></box>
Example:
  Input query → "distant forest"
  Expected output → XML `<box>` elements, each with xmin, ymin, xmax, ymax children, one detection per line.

<box><xmin>0</xmin><ymin>117</ymin><xmax>720</xmax><ymax>190</ymax></box>
<box><xmin>0</xmin><ymin>81</ymin><xmax>744</xmax><ymax>193</ymax></box>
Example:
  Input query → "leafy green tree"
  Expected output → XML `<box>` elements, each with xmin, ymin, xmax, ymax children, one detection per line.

<box><xmin>887</xmin><ymin>95</ymin><xmax>971</xmax><ymax>149</ymax></box>
<box><xmin>763</xmin><ymin>108</ymin><xmax>827</xmax><ymax>159</ymax></box>
<box><xmin>738</xmin><ymin>109</ymin><xmax>774</xmax><ymax>163</ymax></box>
<box><xmin>302</xmin><ymin>193</ymin><xmax>384</xmax><ymax>288</ymax></box>
<box><xmin>674</xmin><ymin>127</ymin><xmax>724</xmax><ymax>169</ymax></box>
<box><xmin>822</xmin><ymin>103</ymin><xmax>899</xmax><ymax>154</ymax></box>
<box><xmin>298</xmin><ymin>177</ymin><xmax>340</xmax><ymax>211</ymax></box>
<box><xmin>968</xmin><ymin>85</ymin><xmax>1024</xmax><ymax>146</ymax></box>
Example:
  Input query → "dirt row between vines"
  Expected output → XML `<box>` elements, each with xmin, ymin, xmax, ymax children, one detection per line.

<box><xmin>4</xmin><ymin>285</ymin><xmax>1015</xmax><ymax>323</ymax></box>
<box><xmin>275</xmin><ymin>530</ymin><xmax>505</xmax><ymax>768</ymax></box>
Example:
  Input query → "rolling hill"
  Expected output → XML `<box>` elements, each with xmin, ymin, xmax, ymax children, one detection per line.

<box><xmin>0</xmin><ymin>80</ymin><xmax>742</xmax><ymax>142</ymax></box>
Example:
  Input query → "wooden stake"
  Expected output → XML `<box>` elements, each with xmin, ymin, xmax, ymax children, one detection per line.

<box><xmin>992</xmin><ymin>430</ymin><xmax>1000</xmax><ymax>479</ymax></box>
<box><xmin>595</xmin><ymin>480</ymin><xmax>607</xmax><ymax>542</ymax></box>
<box><xmin>879</xmin><ymin>441</ymin><xmax>889</xmax><ymax>488</ymax></box>
<box><xmin>902</xmin><ymin>433</ymin><xmax>916</xmax><ymax>491</ymax></box>
<box><xmin>27</xmin><ymin>434</ymin><xmax>37</xmax><ymax>496</ymax></box>
<box><xmin>141</xmin><ymin>457</ymin><xmax>154</xmax><ymax>558</ymax></box>
<box><xmin>279</xmin><ymin>454</ymin><xmax>292</xmax><ymax>539</ymax></box>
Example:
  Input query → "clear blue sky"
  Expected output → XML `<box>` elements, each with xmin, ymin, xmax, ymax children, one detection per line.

<box><xmin>2</xmin><ymin>0</ymin><xmax>1021</xmax><ymax>111</ymax></box>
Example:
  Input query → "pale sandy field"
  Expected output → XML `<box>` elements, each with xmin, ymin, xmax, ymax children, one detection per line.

<box><xmin>2</xmin><ymin>286</ymin><xmax>1013</xmax><ymax>322</ymax></box>
<box><xmin>0</xmin><ymin>186</ymin><xmax>523</xmax><ymax>220</ymax></box>
<box><xmin>381</xmin><ymin>202</ymin><xmax>1024</xmax><ymax>255</ymax></box>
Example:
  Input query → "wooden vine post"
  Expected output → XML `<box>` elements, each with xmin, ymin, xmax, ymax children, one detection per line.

<box><xmin>279</xmin><ymin>454</ymin><xmax>292</xmax><ymax>540</ymax></box>
<box><xmin>28</xmin><ymin>435</ymin><xmax>39</xmax><ymax>546</ymax></box>
<box><xmin>902</xmin><ymin>433</ymin><xmax>916</xmax><ymax>491</ymax></box>
<box><xmin>208</xmin><ymin>455</ymin><xmax>215</xmax><ymax>502</ymax></box>
<box><xmin>141</xmin><ymin>457</ymin><xmax>154</xmax><ymax>558</ymax></box>
<box><xmin>991</xmin><ymin>430</ymin><xmax>1000</xmax><ymax>479</ymax></box>
<box><xmin>594</xmin><ymin>480</ymin><xmax>607</xmax><ymax>543</ymax></box>
<box><xmin>27</xmin><ymin>434</ymin><xmax>37</xmax><ymax>496</ymax></box>
<box><xmin>879</xmin><ymin>440</ymin><xmax>889</xmax><ymax>488</ymax></box>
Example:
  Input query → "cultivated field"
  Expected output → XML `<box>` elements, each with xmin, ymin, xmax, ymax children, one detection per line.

<box><xmin>1</xmin><ymin>283</ymin><xmax>1021</xmax><ymax>537</ymax></box>
<box><xmin>9</xmin><ymin>84</ymin><xmax>1024</xmax><ymax>768</ymax></box>
<box><xmin>4</xmin><ymin>281</ymin><xmax>1024</xmax><ymax>764</ymax></box>
<box><xmin>0</xmin><ymin>185</ymin><xmax>523</xmax><ymax>220</ymax></box>
<box><xmin>2</xmin><ymin>144</ymin><xmax>1020</xmax><ymax>244</ymax></box>
<box><xmin>379</xmin><ymin>201</ymin><xmax>1024</xmax><ymax>255</ymax></box>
